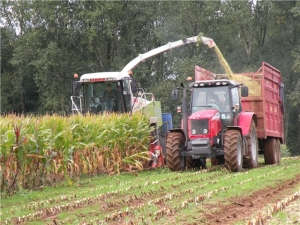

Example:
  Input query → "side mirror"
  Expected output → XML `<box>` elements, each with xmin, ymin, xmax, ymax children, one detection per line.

<box><xmin>130</xmin><ymin>80</ymin><xmax>138</xmax><ymax>94</ymax></box>
<box><xmin>72</xmin><ymin>82</ymin><xmax>82</xmax><ymax>96</ymax></box>
<box><xmin>171</xmin><ymin>89</ymin><xmax>179</xmax><ymax>101</ymax></box>
<box><xmin>241</xmin><ymin>86</ymin><xmax>248</xmax><ymax>97</ymax></box>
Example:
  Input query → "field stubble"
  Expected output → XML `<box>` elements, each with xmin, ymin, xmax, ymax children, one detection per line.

<box><xmin>1</xmin><ymin>157</ymin><xmax>300</xmax><ymax>225</ymax></box>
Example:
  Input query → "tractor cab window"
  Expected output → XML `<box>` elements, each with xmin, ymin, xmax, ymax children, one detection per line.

<box><xmin>83</xmin><ymin>82</ymin><xmax>125</xmax><ymax>114</ymax></box>
<box><xmin>231</xmin><ymin>87</ymin><xmax>241</xmax><ymax>113</ymax></box>
<box><xmin>192</xmin><ymin>86</ymin><xmax>230</xmax><ymax>113</ymax></box>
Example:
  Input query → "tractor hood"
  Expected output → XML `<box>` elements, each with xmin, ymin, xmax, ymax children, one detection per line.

<box><xmin>189</xmin><ymin>109</ymin><xmax>220</xmax><ymax>120</ymax></box>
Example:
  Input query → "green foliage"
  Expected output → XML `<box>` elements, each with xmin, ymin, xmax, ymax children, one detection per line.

<box><xmin>280</xmin><ymin>144</ymin><xmax>291</xmax><ymax>158</ymax></box>
<box><xmin>1</xmin><ymin>1</ymin><xmax>300</xmax><ymax>154</ymax></box>
<box><xmin>0</xmin><ymin>113</ymin><xmax>152</xmax><ymax>192</ymax></box>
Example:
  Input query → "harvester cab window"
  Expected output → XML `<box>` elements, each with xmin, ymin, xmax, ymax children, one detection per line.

<box><xmin>84</xmin><ymin>82</ymin><xmax>124</xmax><ymax>114</ymax></box>
<box><xmin>122</xmin><ymin>79</ymin><xmax>133</xmax><ymax>112</ymax></box>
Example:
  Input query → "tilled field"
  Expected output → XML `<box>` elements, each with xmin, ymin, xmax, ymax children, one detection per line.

<box><xmin>1</xmin><ymin>157</ymin><xmax>300</xmax><ymax>225</ymax></box>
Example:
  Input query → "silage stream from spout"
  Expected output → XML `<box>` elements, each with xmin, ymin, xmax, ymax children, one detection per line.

<box><xmin>213</xmin><ymin>45</ymin><xmax>234</xmax><ymax>79</ymax></box>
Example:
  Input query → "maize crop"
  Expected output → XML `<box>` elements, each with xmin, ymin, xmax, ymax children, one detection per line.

<box><xmin>0</xmin><ymin>113</ymin><xmax>152</xmax><ymax>192</ymax></box>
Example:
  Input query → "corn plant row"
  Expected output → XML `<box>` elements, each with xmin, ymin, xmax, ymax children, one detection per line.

<box><xmin>77</xmin><ymin>166</ymin><xmax>290</xmax><ymax>225</ymax></box>
<box><xmin>2</xmin><ymin>161</ymin><xmax>291</xmax><ymax>225</ymax></box>
<box><xmin>4</xmin><ymin>164</ymin><xmax>293</xmax><ymax>225</ymax></box>
<box><xmin>2</xmin><ymin>164</ymin><xmax>288</xmax><ymax>224</ymax></box>
<box><xmin>245</xmin><ymin>189</ymin><xmax>300</xmax><ymax>225</ymax></box>
<box><xmin>3</xmin><ymin>165</ymin><xmax>239</xmax><ymax>219</ymax></box>
<box><xmin>1</xmin><ymin>167</ymin><xmax>214</xmax><ymax>215</ymax></box>
<box><xmin>124</xmin><ymin>166</ymin><xmax>291</xmax><ymax>224</ymax></box>
<box><xmin>0</xmin><ymin>113</ymin><xmax>152</xmax><ymax>192</ymax></box>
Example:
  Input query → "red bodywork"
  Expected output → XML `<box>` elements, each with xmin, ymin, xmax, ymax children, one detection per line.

<box><xmin>148</xmin><ymin>143</ymin><xmax>164</xmax><ymax>168</ymax></box>
<box><xmin>188</xmin><ymin>109</ymin><xmax>222</xmax><ymax>146</ymax></box>
<box><xmin>238</xmin><ymin>62</ymin><xmax>284</xmax><ymax>142</ymax></box>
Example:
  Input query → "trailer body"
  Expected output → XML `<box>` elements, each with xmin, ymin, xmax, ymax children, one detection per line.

<box><xmin>239</xmin><ymin>62</ymin><xmax>284</xmax><ymax>143</ymax></box>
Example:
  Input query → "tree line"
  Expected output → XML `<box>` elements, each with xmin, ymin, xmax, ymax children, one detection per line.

<box><xmin>1</xmin><ymin>0</ymin><xmax>300</xmax><ymax>154</ymax></box>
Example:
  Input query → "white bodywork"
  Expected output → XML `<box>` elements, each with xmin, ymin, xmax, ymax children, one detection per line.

<box><xmin>80</xmin><ymin>35</ymin><xmax>215</xmax><ymax>81</ymax></box>
<box><xmin>71</xmin><ymin>35</ymin><xmax>216</xmax><ymax>114</ymax></box>
<box><xmin>79</xmin><ymin>72</ymin><xmax>130</xmax><ymax>82</ymax></box>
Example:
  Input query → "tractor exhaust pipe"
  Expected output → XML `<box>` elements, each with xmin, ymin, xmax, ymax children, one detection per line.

<box><xmin>181</xmin><ymin>83</ymin><xmax>188</xmax><ymax>145</ymax></box>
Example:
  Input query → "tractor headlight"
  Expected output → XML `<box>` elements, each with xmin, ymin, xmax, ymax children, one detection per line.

<box><xmin>203</xmin><ymin>129</ymin><xmax>208</xmax><ymax>134</ymax></box>
<box><xmin>191</xmin><ymin>129</ymin><xmax>196</xmax><ymax>135</ymax></box>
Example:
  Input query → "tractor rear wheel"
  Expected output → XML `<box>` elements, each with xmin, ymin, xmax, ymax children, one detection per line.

<box><xmin>264</xmin><ymin>137</ymin><xmax>278</xmax><ymax>164</ymax></box>
<box><xmin>224</xmin><ymin>130</ymin><xmax>243</xmax><ymax>172</ymax></box>
<box><xmin>245</xmin><ymin>120</ymin><xmax>258</xmax><ymax>168</ymax></box>
<box><xmin>166</xmin><ymin>132</ymin><xmax>191</xmax><ymax>171</ymax></box>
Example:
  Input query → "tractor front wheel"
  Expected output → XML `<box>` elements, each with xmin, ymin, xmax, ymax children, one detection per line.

<box><xmin>166</xmin><ymin>132</ymin><xmax>191</xmax><ymax>171</ymax></box>
<box><xmin>224</xmin><ymin>130</ymin><xmax>243</xmax><ymax>172</ymax></box>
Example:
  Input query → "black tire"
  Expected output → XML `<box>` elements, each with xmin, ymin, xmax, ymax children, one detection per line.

<box><xmin>224</xmin><ymin>130</ymin><xmax>243</xmax><ymax>172</ymax></box>
<box><xmin>166</xmin><ymin>132</ymin><xmax>186</xmax><ymax>171</ymax></box>
<box><xmin>264</xmin><ymin>138</ymin><xmax>278</xmax><ymax>164</ymax></box>
<box><xmin>246</xmin><ymin>120</ymin><xmax>258</xmax><ymax>168</ymax></box>
<box><xmin>276</xmin><ymin>139</ymin><xmax>281</xmax><ymax>164</ymax></box>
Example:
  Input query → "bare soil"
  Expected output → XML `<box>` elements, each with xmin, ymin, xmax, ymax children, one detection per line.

<box><xmin>201</xmin><ymin>174</ymin><xmax>300</xmax><ymax>225</ymax></box>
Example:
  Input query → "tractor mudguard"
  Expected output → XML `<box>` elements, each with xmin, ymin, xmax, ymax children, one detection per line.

<box><xmin>237</xmin><ymin>112</ymin><xmax>257</xmax><ymax>136</ymax></box>
<box><xmin>168</xmin><ymin>128</ymin><xmax>186</xmax><ymax>143</ymax></box>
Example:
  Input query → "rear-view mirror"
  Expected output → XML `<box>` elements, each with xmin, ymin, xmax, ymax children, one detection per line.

<box><xmin>241</xmin><ymin>86</ymin><xmax>249</xmax><ymax>97</ymax></box>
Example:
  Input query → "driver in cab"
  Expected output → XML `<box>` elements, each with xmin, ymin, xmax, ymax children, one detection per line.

<box><xmin>103</xmin><ymin>83</ymin><xmax>117</xmax><ymax>112</ymax></box>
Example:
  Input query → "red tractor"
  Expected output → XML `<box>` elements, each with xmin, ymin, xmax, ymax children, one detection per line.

<box><xmin>166</xmin><ymin>81</ymin><xmax>256</xmax><ymax>172</ymax></box>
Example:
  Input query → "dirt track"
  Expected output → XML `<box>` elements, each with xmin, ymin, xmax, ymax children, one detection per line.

<box><xmin>202</xmin><ymin>174</ymin><xmax>300</xmax><ymax>225</ymax></box>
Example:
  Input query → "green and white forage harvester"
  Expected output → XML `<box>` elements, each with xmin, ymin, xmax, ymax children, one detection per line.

<box><xmin>167</xmin><ymin>62</ymin><xmax>285</xmax><ymax>172</ymax></box>
<box><xmin>71</xmin><ymin>35</ymin><xmax>216</xmax><ymax>168</ymax></box>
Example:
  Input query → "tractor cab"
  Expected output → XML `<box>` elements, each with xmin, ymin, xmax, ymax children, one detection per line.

<box><xmin>190</xmin><ymin>80</ymin><xmax>245</xmax><ymax>129</ymax></box>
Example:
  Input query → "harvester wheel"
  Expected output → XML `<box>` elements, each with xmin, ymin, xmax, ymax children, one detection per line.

<box><xmin>224</xmin><ymin>130</ymin><xmax>243</xmax><ymax>172</ymax></box>
<box><xmin>264</xmin><ymin>138</ymin><xmax>278</xmax><ymax>164</ymax></box>
<box><xmin>166</xmin><ymin>132</ymin><xmax>187</xmax><ymax>171</ymax></box>
<box><xmin>245</xmin><ymin>120</ymin><xmax>258</xmax><ymax>168</ymax></box>
<box><xmin>276</xmin><ymin>138</ymin><xmax>281</xmax><ymax>164</ymax></box>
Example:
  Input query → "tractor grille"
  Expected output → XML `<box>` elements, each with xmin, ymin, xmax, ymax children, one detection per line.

<box><xmin>190</xmin><ymin>119</ymin><xmax>209</xmax><ymax>134</ymax></box>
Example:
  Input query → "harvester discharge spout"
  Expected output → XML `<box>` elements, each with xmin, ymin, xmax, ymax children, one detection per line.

<box><xmin>200</xmin><ymin>36</ymin><xmax>216</xmax><ymax>49</ymax></box>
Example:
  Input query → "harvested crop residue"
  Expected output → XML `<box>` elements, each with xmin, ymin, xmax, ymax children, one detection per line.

<box><xmin>202</xmin><ymin>174</ymin><xmax>300</xmax><ymax>225</ymax></box>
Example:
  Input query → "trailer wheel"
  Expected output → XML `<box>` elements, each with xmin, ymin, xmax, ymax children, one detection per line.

<box><xmin>166</xmin><ymin>132</ymin><xmax>191</xmax><ymax>171</ymax></box>
<box><xmin>224</xmin><ymin>130</ymin><xmax>243</xmax><ymax>172</ymax></box>
<box><xmin>276</xmin><ymin>139</ymin><xmax>281</xmax><ymax>164</ymax></box>
<box><xmin>246</xmin><ymin>120</ymin><xmax>258</xmax><ymax>168</ymax></box>
<box><xmin>264</xmin><ymin>138</ymin><xmax>278</xmax><ymax>164</ymax></box>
